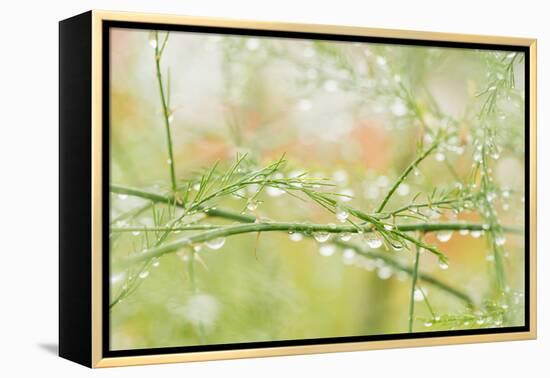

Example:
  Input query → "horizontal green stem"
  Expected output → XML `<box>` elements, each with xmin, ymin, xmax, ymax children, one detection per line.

<box><xmin>110</xmin><ymin>184</ymin><xmax>520</xmax><ymax>234</ymax></box>
<box><xmin>111</xmin><ymin>221</ymin><xmax>520</xmax><ymax>235</ymax></box>
<box><xmin>110</xmin><ymin>184</ymin><xmax>522</xmax><ymax>307</ymax></box>
<box><xmin>115</xmin><ymin>221</ymin><xmax>474</xmax><ymax>306</ymax></box>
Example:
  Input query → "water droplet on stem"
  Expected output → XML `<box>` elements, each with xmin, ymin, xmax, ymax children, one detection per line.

<box><xmin>313</xmin><ymin>232</ymin><xmax>330</xmax><ymax>243</ymax></box>
<box><xmin>436</xmin><ymin>230</ymin><xmax>453</xmax><ymax>242</ymax></box>
<box><xmin>206</xmin><ymin>237</ymin><xmax>226</xmax><ymax>250</ymax></box>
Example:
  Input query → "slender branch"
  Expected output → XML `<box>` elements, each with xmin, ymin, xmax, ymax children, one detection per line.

<box><xmin>110</xmin><ymin>185</ymin><xmax>480</xmax><ymax>306</ymax></box>
<box><xmin>111</xmin><ymin>222</ymin><xmax>520</xmax><ymax>235</ymax></box>
<box><xmin>110</xmin><ymin>184</ymin><xmax>521</xmax><ymax>236</ymax></box>
<box><xmin>154</xmin><ymin>32</ymin><xmax>177</xmax><ymax>193</ymax></box>
<box><xmin>383</xmin><ymin>196</ymin><xmax>476</xmax><ymax>219</ymax></box>
<box><xmin>113</xmin><ymin>225</ymin><xmax>221</xmax><ymax>232</ymax></box>
<box><xmin>109</xmin><ymin>184</ymin><xmax>520</xmax><ymax>307</ymax></box>
<box><xmin>114</xmin><ymin>220</ymin><xmax>474</xmax><ymax>306</ymax></box>
<box><xmin>113</xmin><ymin>220</ymin><xmax>483</xmax><ymax>306</ymax></box>
<box><xmin>376</xmin><ymin>141</ymin><xmax>439</xmax><ymax>214</ymax></box>
<box><xmin>408</xmin><ymin>242</ymin><xmax>422</xmax><ymax>332</ymax></box>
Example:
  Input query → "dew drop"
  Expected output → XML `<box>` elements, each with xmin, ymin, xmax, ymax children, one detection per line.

<box><xmin>335</xmin><ymin>206</ymin><xmax>349</xmax><ymax>222</ymax></box>
<box><xmin>139</xmin><ymin>271</ymin><xmax>150</xmax><ymax>279</ymax></box>
<box><xmin>206</xmin><ymin>237</ymin><xmax>226</xmax><ymax>250</ymax></box>
<box><xmin>339</xmin><ymin>232</ymin><xmax>352</xmax><ymax>242</ymax></box>
<box><xmin>342</xmin><ymin>248</ymin><xmax>356</xmax><ymax>264</ymax></box>
<box><xmin>471</xmin><ymin>230</ymin><xmax>482</xmax><ymax>238</ymax></box>
<box><xmin>393</xmin><ymin>243</ymin><xmax>404</xmax><ymax>252</ymax></box>
<box><xmin>168</xmin><ymin>113</ymin><xmax>174</xmax><ymax>124</ymax></box>
<box><xmin>397</xmin><ymin>183</ymin><xmax>410</xmax><ymax>196</ymax></box>
<box><xmin>152</xmin><ymin>259</ymin><xmax>160</xmax><ymax>268</ymax></box>
<box><xmin>246</xmin><ymin>38</ymin><xmax>260</xmax><ymax>50</ymax></box>
<box><xmin>148</xmin><ymin>34</ymin><xmax>157</xmax><ymax>49</ymax></box>
<box><xmin>289</xmin><ymin>232</ymin><xmax>303</xmax><ymax>242</ymax></box>
<box><xmin>266</xmin><ymin>186</ymin><xmax>284</xmax><ymax>197</ymax></box>
<box><xmin>436</xmin><ymin>230</ymin><xmax>453</xmax><ymax>243</ymax></box>
<box><xmin>110</xmin><ymin>272</ymin><xmax>126</xmax><ymax>284</ymax></box>
<box><xmin>377</xmin><ymin>266</ymin><xmax>392</xmax><ymax>280</ymax></box>
<box><xmin>313</xmin><ymin>232</ymin><xmax>330</xmax><ymax>243</ymax></box>
<box><xmin>495</xmin><ymin>235</ymin><xmax>506</xmax><ymax>246</ymax></box>
<box><xmin>339</xmin><ymin>188</ymin><xmax>354</xmax><ymax>201</ymax></box>
<box><xmin>459</xmin><ymin>229</ymin><xmax>469</xmax><ymax>236</ymax></box>
<box><xmin>246</xmin><ymin>200</ymin><xmax>258</xmax><ymax>211</ymax></box>
<box><xmin>319</xmin><ymin>244</ymin><xmax>336</xmax><ymax>257</ymax></box>
<box><xmin>435</xmin><ymin>152</ymin><xmax>445</xmax><ymax>162</ymax></box>
<box><xmin>167</xmin><ymin>158</ymin><xmax>172</xmax><ymax>165</ymax></box>
<box><xmin>476</xmin><ymin>318</ymin><xmax>485</xmax><ymax>325</ymax></box>
<box><xmin>193</xmin><ymin>244</ymin><xmax>202</xmax><ymax>253</ymax></box>
<box><xmin>413</xmin><ymin>288</ymin><xmax>425</xmax><ymax>302</ymax></box>
<box><xmin>132</xmin><ymin>230</ymin><xmax>141</xmax><ymax>236</ymax></box>
<box><xmin>177</xmin><ymin>250</ymin><xmax>189</xmax><ymax>262</ymax></box>
<box><xmin>365</xmin><ymin>234</ymin><xmax>382</xmax><ymax>249</ymax></box>
<box><xmin>473</xmin><ymin>152</ymin><xmax>483</xmax><ymax>163</ymax></box>
<box><xmin>438</xmin><ymin>259</ymin><xmax>449</xmax><ymax>270</ymax></box>
<box><xmin>390</xmin><ymin>100</ymin><xmax>407</xmax><ymax>116</ymax></box>
<box><xmin>332</xmin><ymin>170</ymin><xmax>348</xmax><ymax>184</ymax></box>
<box><xmin>424</xmin><ymin>321</ymin><xmax>433</xmax><ymax>328</ymax></box>
<box><xmin>118</xmin><ymin>194</ymin><xmax>128</xmax><ymax>200</ymax></box>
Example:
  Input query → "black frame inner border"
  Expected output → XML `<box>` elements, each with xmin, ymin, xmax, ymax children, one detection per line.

<box><xmin>101</xmin><ymin>20</ymin><xmax>531</xmax><ymax>358</ymax></box>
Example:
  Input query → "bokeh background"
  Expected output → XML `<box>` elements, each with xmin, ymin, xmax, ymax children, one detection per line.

<box><xmin>109</xmin><ymin>27</ymin><xmax>526</xmax><ymax>350</ymax></box>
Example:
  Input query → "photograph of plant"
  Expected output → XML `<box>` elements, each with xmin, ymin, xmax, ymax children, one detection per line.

<box><xmin>108</xmin><ymin>27</ymin><xmax>526</xmax><ymax>351</ymax></box>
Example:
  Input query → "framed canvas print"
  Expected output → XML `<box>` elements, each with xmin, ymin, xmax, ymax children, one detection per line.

<box><xmin>59</xmin><ymin>10</ymin><xmax>537</xmax><ymax>368</ymax></box>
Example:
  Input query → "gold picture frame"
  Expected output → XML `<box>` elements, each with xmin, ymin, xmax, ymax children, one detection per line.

<box><xmin>59</xmin><ymin>10</ymin><xmax>537</xmax><ymax>368</ymax></box>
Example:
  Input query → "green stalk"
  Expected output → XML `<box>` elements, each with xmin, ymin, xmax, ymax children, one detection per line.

<box><xmin>110</xmin><ymin>184</ymin><xmax>517</xmax><ymax>307</ymax></box>
<box><xmin>154</xmin><ymin>32</ymin><xmax>177</xmax><ymax>193</ymax></box>
<box><xmin>115</xmin><ymin>220</ymin><xmax>474</xmax><ymax>306</ymax></box>
<box><xmin>111</xmin><ymin>222</ymin><xmax>520</xmax><ymax>235</ymax></box>
<box><xmin>408</xmin><ymin>243</ymin><xmax>421</xmax><ymax>332</ymax></box>
<box><xmin>376</xmin><ymin>142</ymin><xmax>439</xmax><ymax>214</ymax></box>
